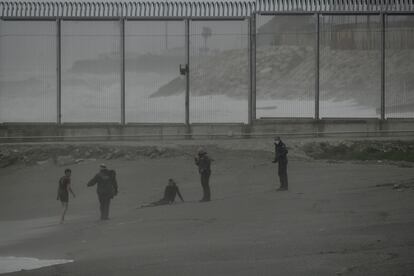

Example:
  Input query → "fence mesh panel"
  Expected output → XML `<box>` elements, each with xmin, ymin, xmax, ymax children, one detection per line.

<box><xmin>0</xmin><ymin>21</ymin><xmax>57</xmax><ymax>122</ymax></box>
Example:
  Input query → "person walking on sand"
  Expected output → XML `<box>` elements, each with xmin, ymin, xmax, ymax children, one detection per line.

<box><xmin>57</xmin><ymin>168</ymin><xmax>76</xmax><ymax>224</ymax></box>
<box><xmin>272</xmin><ymin>136</ymin><xmax>289</xmax><ymax>191</ymax></box>
<box><xmin>140</xmin><ymin>178</ymin><xmax>184</xmax><ymax>208</ymax></box>
<box><xmin>87</xmin><ymin>164</ymin><xmax>118</xmax><ymax>220</ymax></box>
<box><xmin>195</xmin><ymin>148</ymin><xmax>212</xmax><ymax>202</ymax></box>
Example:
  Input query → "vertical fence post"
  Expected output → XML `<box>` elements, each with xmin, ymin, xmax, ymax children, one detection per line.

<box><xmin>250</xmin><ymin>13</ymin><xmax>257</xmax><ymax>123</ymax></box>
<box><xmin>57</xmin><ymin>18</ymin><xmax>62</xmax><ymax>124</ymax></box>
<box><xmin>0</xmin><ymin>20</ymin><xmax>1</xmax><ymax>123</ymax></box>
<box><xmin>380</xmin><ymin>12</ymin><xmax>385</xmax><ymax>120</ymax></box>
<box><xmin>121</xmin><ymin>17</ymin><xmax>126</xmax><ymax>125</ymax></box>
<box><xmin>185</xmin><ymin>18</ymin><xmax>190</xmax><ymax>127</ymax></box>
<box><xmin>315</xmin><ymin>12</ymin><xmax>320</xmax><ymax>120</ymax></box>
<box><xmin>248</xmin><ymin>16</ymin><xmax>252</xmax><ymax>124</ymax></box>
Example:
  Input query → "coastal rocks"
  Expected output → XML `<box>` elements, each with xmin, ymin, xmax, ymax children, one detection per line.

<box><xmin>36</xmin><ymin>159</ymin><xmax>53</xmax><ymax>166</ymax></box>
<box><xmin>0</xmin><ymin>149</ymin><xmax>18</xmax><ymax>168</ymax></box>
<box><xmin>0</xmin><ymin>144</ymin><xmax>182</xmax><ymax>168</ymax></box>
<box><xmin>302</xmin><ymin>140</ymin><xmax>414</xmax><ymax>162</ymax></box>
<box><xmin>56</xmin><ymin>155</ymin><xmax>76</xmax><ymax>166</ymax></box>
<box><xmin>376</xmin><ymin>178</ymin><xmax>414</xmax><ymax>191</ymax></box>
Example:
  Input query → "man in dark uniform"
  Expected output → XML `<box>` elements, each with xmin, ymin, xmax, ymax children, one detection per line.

<box><xmin>272</xmin><ymin>137</ymin><xmax>289</xmax><ymax>191</ymax></box>
<box><xmin>140</xmin><ymin>178</ymin><xmax>184</xmax><ymax>208</ymax></box>
<box><xmin>87</xmin><ymin>164</ymin><xmax>118</xmax><ymax>220</ymax></box>
<box><xmin>195</xmin><ymin>148</ymin><xmax>212</xmax><ymax>202</ymax></box>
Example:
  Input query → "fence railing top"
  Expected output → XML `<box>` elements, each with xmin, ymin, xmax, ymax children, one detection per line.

<box><xmin>0</xmin><ymin>0</ymin><xmax>412</xmax><ymax>18</ymax></box>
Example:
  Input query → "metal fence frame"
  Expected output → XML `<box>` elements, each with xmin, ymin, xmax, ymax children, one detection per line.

<box><xmin>1</xmin><ymin>1</ymin><xmax>413</xmax><ymax>17</ymax></box>
<box><xmin>1</xmin><ymin>15</ymin><xmax>252</xmax><ymax>125</ymax></box>
<box><xmin>255</xmin><ymin>10</ymin><xmax>414</xmax><ymax>121</ymax></box>
<box><xmin>0</xmin><ymin>1</ymin><xmax>413</xmax><ymax>124</ymax></box>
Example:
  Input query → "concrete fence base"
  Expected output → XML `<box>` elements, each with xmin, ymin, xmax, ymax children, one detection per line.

<box><xmin>1</xmin><ymin>119</ymin><xmax>414</xmax><ymax>142</ymax></box>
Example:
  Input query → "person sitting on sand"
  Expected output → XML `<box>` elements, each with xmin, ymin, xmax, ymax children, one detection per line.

<box><xmin>57</xmin><ymin>168</ymin><xmax>76</xmax><ymax>223</ymax></box>
<box><xmin>140</xmin><ymin>179</ymin><xmax>184</xmax><ymax>208</ymax></box>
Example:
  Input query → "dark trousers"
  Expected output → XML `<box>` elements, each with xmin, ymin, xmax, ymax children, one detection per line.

<box><xmin>98</xmin><ymin>194</ymin><xmax>111</xmax><ymax>220</ymax></box>
<box><xmin>200</xmin><ymin>172</ymin><xmax>211</xmax><ymax>201</ymax></box>
<box><xmin>278</xmin><ymin>160</ymin><xmax>288</xmax><ymax>189</ymax></box>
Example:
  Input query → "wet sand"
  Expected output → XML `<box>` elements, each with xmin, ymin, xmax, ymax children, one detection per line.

<box><xmin>0</xmin><ymin>145</ymin><xmax>413</xmax><ymax>275</ymax></box>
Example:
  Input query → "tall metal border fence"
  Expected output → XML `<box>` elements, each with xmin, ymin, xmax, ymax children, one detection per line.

<box><xmin>0</xmin><ymin>1</ymin><xmax>413</xmax><ymax>125</ymax></box>
<box><xmin>1</xmin><ymin>1</ymin><xmax>413</xmax><ymax>17</ymax></box>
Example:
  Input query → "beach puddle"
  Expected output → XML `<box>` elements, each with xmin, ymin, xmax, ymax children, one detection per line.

<box><xmin>0</xmin><ymin>257</ymin><xmax>73</xmax><ymax>274</ymax></box>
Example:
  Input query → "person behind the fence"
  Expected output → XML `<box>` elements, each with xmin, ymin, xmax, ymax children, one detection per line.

<box><xmin>272</xmin><ymin>136</ymin><xmax>289</xmax><ymax>191</ymax></box>
<box><xmin>141</xmin><ymin>178</ymin><xmax>184</xmax><ymax>207</ymax></box>
<box><xmin>87</xmin><ymin>164</ymin><xmax>117</xmax><ymax>220</ymax></box>
<box><xmin>57</xmin><ymin>168</ymin><xmax>76</xmax><ymax>224</ymax></box>
<box><xmin>194</xmin><ymin>148</ymin><xmax>212</xmax><ymax>202</ymax></box>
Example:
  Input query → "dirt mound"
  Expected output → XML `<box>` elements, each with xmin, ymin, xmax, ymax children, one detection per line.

<box><xmin>152</xmin><ymin>45</ymin><xmax>414</xmax><ymax>109</ymax></box>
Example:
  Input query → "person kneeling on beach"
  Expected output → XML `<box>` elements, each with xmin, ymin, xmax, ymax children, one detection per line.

<box><xmin>140</xmin><ymin>179</ymin><xmax>184</xmax><ymax>208</ymax></box>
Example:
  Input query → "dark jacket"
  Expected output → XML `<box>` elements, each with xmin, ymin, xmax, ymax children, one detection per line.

<box><xmin>109</xmin><ymin>170</ymin><xmax>118</xmax><ymax>196</ymax></box>
<box><xmin>163</xmin><ymin>184</ymin><xmax>184</xmax><ymax>203</ymax></box>
<box><xmin>195</xmin><ymin>154</ymin><xmax>211</xmax><ymax>174</ymax></box>
<box><xmin>87</xmin><ymin>169</ymin><xmax>116</xmax><ymax>197</ymax></box>
<box><xmin>274</xmin><ymin>141</ymin><xmax>288</xmax><ymax>163</ymax></box>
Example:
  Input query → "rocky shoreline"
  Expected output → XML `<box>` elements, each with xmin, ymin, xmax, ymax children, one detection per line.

<box><xmin>1</xmin><ymin>139</ymin><xmax>413</xmax><ymax>169</ymax></box>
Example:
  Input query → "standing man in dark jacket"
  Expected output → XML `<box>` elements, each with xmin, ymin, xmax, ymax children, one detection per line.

<box><xmin>87</xmin><ymin>164</ymin><xmax>118</xmax><ymax>220</ymax></box>
<box><xmin>272</xmin><ymin>137</ymin><xmax>289</xmax><ymax>191</ymax></box>
<box><xmin>195</xmin><ymin>148</ymin><xmax>212</xmax><ymax>202</ymax></box>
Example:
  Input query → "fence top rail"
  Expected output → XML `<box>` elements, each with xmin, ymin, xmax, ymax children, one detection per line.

<box><xmin>0</xmin><ymin>1</ymin><xmax>412</xmax><ymax>18</ymax></box>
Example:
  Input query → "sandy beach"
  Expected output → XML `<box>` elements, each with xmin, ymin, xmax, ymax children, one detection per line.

<box><xmin>0</xmin><ymin>140</ymin><xmax>413</xmax><ymax>275</ymax></box>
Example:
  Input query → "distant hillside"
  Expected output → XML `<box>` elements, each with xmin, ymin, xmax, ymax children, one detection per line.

<box><xmin>2</xmin><ymin>17</ymin><xmax>409</xmax><ymax>113</ymax></box>
<box><xmin>150</xmin><ymin>17</ymin><xmax>414</xmax><ymax>109</ymax></box>
<box><xmin>151</xmin><ymin>45</ymin><xmax>414</xmax><ymax>108</ymax></box>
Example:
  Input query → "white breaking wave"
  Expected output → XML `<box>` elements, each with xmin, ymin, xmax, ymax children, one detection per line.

<box><xmin>0</xmin><ymin>257</ymin><xmax>73</xmax><ymax>274</ymax></box>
